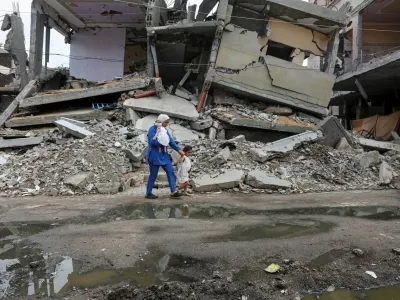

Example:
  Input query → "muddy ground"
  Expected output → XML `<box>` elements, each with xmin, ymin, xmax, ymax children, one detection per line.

<box><xmin>1</xmin><ymin>190</ymin><xmax>400</xmax><ymax>300</ymax></box>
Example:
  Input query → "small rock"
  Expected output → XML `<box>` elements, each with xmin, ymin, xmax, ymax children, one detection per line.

<box><xmin>379</xmin><ymin>161</ymin><xmax>393</xmax><ymax>185</ymax></box>
<box><xmin>212</xmin><ymin>271</ymin><xmax>222</xmax><ymax>279</ymax></box>
<box><xmin>6</xmin><ymin>259</ymin><xmax>21</xmax><ymax>271</ymax></box>
<box><xmin>114</xmin><ymin>142</ymin><xmax>122</xmax><ymax>148</ymax></box>
<box><xmin>326</xmin><ymin>285</ymin><xmax>335</xmax><ymax>292</ymax></box>
<box><xmin>29</xmin><ymin>261</ymin><xmax>40</xmax><ymax>268</ymax></box>
<box><xmin>392</xmin><ymin>248</ymin><xmax>400</xmax><ymax>255</ymax></box>
<box><xmin>352</xmin><ymin>248</ymin><xmax>364</xmax><ymax>256</ymax></box>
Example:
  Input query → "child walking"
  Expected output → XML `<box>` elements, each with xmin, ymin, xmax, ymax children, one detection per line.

<box><xmin>176</xmin><ymin>146</ymin><xmax>193</xmax><ymax>196</ymax></box>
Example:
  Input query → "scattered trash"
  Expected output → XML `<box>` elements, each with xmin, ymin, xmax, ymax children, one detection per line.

<box><xmin>264</xmin><ymin>264</ymin><xmax>280</xmax><ymax>273</ymax></box>
<box><xmin>365</xmin><ymin>271</ymin><xmax>377</xmax><ymax>278</ymax></box>
<box><xmin>352</xmin><ymin>248</ymin><xmax>365</xmax><ymax>257</ymax></box>
<box><xmin>392</xmin><ymin>248</ymin><xmax>400</xmax><ymax>255</ymax></box>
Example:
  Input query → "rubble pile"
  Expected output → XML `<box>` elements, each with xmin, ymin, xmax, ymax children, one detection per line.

<box><xmin>0</xmin><ymin>118</ymin><xmax>147</xmax><ymax>197</ymax></box>
<box><xmin>188</xmin><ymin>137</ymin><xmax>400</xmax><ymax>193</ymax></box>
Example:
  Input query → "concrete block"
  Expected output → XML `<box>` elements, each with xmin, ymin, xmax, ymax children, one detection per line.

<box><xmin>59</xmin><ymin>117</ymin><xmax>88</xmax><ymax>128</ymax></box>
<box><xmin>335</xmin><ymin>137</ymin><xmax>351</xmax><ymax>150</ymax></box>
<box><xmin>95</xmin><ymin>182</ymin><xmax>121</xmax><ymax>194</ymax></box>
<box><xmin>190</xmin><ymin>118</ymin><xmax>213</xmax><ymax>131</ymax></box>
<box><xmin>224</xmin><ymin>24</ymin><xmax>234</xmax><ymax>32</ymax></box>
<box><xmin>123</xmin><ymin>94</ymin><xmax>199</xmax><ymax>121</ymax></box>
<box><xmin>250</xmin><ymin>148</ymin><xmax>268</xmax><ymax>163</ymax></box>
<box><xmin>263</xmin><ymin>131</ymin><xmax>322</xmax><ymax>154</ymax></box>
<box><xmin>246</xmin><ymin>171</ymin><xmax>291</xmax><ymax>189</ymax></box>
<box><xmin>210</xmin><ymin>147</ymin><xmax>230</xmax><ymax>165</ymax></box>
<box><xmin>124</xmin><ymin>145</ymin><xmax>148</xmax><ymax>162</ymax></box>
<box><xmin>217</xmin><ymin>129</ymin><xmax>226</xmax><ymax>140</ymax></box>
<box><xmin>132</xmin><ymin>133</ymin><xmax>147</xmax><ymax>143</ymax></box>
<box><xmin>135</xmin><ymin>115</ymin><xmax>158</xmax><ymax>131</ymax></box>
<box><xmin>358</xmin><ymin>151</ymin><xmax>382</xmax><ymax>169</ymax></box>
<box><xmin>54</xmin><ymin>119</ymin><xmax>94</xmax><ymax>139</ymax></box>
<box><xmin>0</xmin><ymin>137</ymin><xmax>43</xmax><ymax>149</ymax></box>
<box><xmin>192</xmin><ymin>170</ymin><xmax>244</xmax><ymax>192</ymax></box>
<box><xmin>169</xmin><ymin>124</ymin><xmax>199</xmax><ymax>142</ymax></box>
<box><xmin>317</xmin><ymin>116</ymin><xmax>355</xmax><ymax>148</ymax></box>
<box><xmin>126</xmin><ymin>108</ymin><xmax>140</xmax><ymax>126</ymax></box>
<box><xmin>358</xmin><ymin>138</ymin><xmax>400</xmax><ymax>153</ymax></box>
<box><xmin>228</xmin><ymin>135</ymin><xmax>246</xmax><ymax>143</ymax></box>
<box><xmin>65</xmin><ymin>172</ymin><xmax>93</xmax><ymax>189</ymax></box>
<box><xmin>379</xmin><ymin>161</ymin><xmax>393</xmax><ymax>185</ymax></box>
<box><xmin>209</xmin><ymin>127</ymin><xmax>217</xmax><ymax>140</ymax></box>
<box><xmin>213</xmin><ymin>89</ymin><xmax>242</xmax><ymax>106</ymax></box>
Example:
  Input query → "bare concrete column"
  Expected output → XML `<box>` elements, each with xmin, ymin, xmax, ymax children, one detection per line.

<box><xmin>196</xmin><ymin>0</ymin><xmax>219</xmax><ymax>21</ymax></box>
<box><xmin>217</xmin><ymin>0</ymin><xmax>229</xmax><ymax>21</ymax></box>
<box><xmin>188</xmin><ymin>5</ymin><xmax>197</xmax><ymax>21</ymax></box>
<box><xmin>352</xmin><ymin>12</ymin><xmax>363</xmax><ymax>71</ymax></box>
<box><xmin>44</xmin><ymin>25</ymin><xmax>50</xmax><ymax>76</ymax></box>
<box><xmin>324</xmin><ymin>29</ymin><xmax>340</xmax><ymax>74</ymax></box>
<box><xmin>29</xmin><ymin>1</ymin><xmax>45</xmax><ymax>79</ymax></box>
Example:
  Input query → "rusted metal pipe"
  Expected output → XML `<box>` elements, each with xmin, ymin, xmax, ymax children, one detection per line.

<box><xmin>197</xmin><ymin>89</ymin><xmax>208</xmax><ymax>113</ymax></box>
<box><xmin>133</xmin><ymin>90</ymin><xmax>157</xmax><ymax>98</ymax></box>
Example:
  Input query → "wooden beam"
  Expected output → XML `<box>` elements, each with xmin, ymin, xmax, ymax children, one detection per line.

<box><xmin>0</xmin><ymin>80</ymin><xmax>37</xmax><ymax>127</ymax></box>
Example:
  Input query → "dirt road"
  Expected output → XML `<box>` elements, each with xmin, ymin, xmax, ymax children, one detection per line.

<box><xmin>1</xmin><ymin>190</ymin><xmax>400</xmax><ymax>299</ymax></box>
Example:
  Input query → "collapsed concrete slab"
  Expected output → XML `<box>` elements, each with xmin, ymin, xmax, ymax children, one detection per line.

<box><xmin>20</xmin><ymin>78</ymin><xmax>149</xmax><ymax>108</ymax></box>
<box><xmin>192</xmin><ymin>170</ymin><xmax>244</xmax><ymax>192</ymax></box>
<box><xmin>190</xmin><ymin>118</ymin><xmax>213</xmax><ymax>131</ymax></box>
<box><xmin>317</xmin><ymin>116</ymin><xmax>355</xmax><ymax>148</ymax></box>
<box><xmin>54</xmin><ymin>119</ymin><xmax>94</xmax><ymax>139</ymax></box>
<box><xmin>123</xmin><ymin>94</ymin><xmax>199</xmax><ymax>121</ymax></box>
<box><xmin>245</xmin><ymin>171</ymin><xmax>291</xmax><ymax>189</ymax></box>
<box><xmin>169</xmin><ymin>124</ymin><xmax>200</xmax><ymax>142</ymax></box>
<box><xmin>358</xmin><ymin>138</ymin><xmax>400</xmax><ymax>153</ymax></box>
<box><xmin>125</xmin><ymin>108</ymin><xmax>140</xmax><ymax>126</ymax></box>
<box><xmin>379</xmin><ymin>161</ymin><xmax>393</xmax><ymax>185</ymax></box>
<box><xmin>6</xmin><ymin>109</ymin><xmax>108</xmax><ymax>128</ymax></box>
<box><xmin>335</xmin><ymin>137</ymin><xmax>351</xmax><ymax>151</ymax></box>
<box><xmin>135</xmin><ymin>115</ymin><xmax>157</xmax><ymax>132</ymax></box>
<box><xmin>124</xmin><ymin>145</ymin><xmax>148</xmax><ymax>162</ymax></box>
<box><xmin>250</xmin><ymin>131</ymin><xmax>322</xmax><ymax>162</ymax></box>
<box><xmin>65</xmin><ymin>172</ymin><xmax>93</xmax><ymax>189</ymax></box>
<box><xmin>357</xmin><ymin>151</ymin><xmax>382</xmax><ymax>169</ymax></box>
<box><xmin>0</xmin><ymin>137</ymin><xmax>43</xmax><ymax>149</ymax></box>
<box><xmin>209</xmin><ymin>147</ymin><xmax>230</xmax><ymax>165</ymax></box>
<box><xmin>211</xmin><ymin>111</ymin><xmax>316</xmax><ymax>134</ymax></box>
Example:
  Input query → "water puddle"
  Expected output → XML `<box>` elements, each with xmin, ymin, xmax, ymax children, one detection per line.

<box><xmin>0</xmin><ymin>222</ymin><xmax>55</xmax><ymax>240</ymax></box>
<box><xmin>99</xmin><ymin>203</ymin><xmax>247</xmax><ymax>221</ymax></box>
<box><xmin>272</xmin><ymin>206</ymin><xmax>400</xmax><ymax>220</ymax></box>
<box><xmin>208</xmin><ymin>220</ymin><xmax>333</xmax><ymax>242</ymax></box>
<box><xmin>304</xmin><ymin>286</ymin><xmax>400</xmax><ymax>300</ymax></box>
<box><xmin>1</xmin><ymin>243</ymin><xmax>198</xmax><ymax>297</ymax></box>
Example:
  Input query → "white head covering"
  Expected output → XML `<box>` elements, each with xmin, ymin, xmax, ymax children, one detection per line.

<box><xmin>157</xmin><ymin>114</ymin><xmax>170</xmax><ymax>123</ymax></box>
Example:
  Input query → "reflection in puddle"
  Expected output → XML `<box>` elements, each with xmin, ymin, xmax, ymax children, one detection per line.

<box><xmin>308</xmin><ymin>249</ymin><xmax>348</xmax><ymax>269</ymax></box>
<box><xmin>208</xmin><ymin>220</ymin><xmax>334</xmax><ymax>242</ymax></box>
<box><xmin>304</xmin><ymin>286</ymin><xmax>400</xmax><ymax>300</ymax></box>
<box><xmin>1</xmin><ymin>244</ymin><xmax>196</xmax><ymax>297</ymax></box>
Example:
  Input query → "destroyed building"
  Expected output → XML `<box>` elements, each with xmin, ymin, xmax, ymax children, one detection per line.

<box><xmin>311</xmin><ymin>0</ymin><xmax>400</xmax><ymax>144</ymax></box>
<box><xmin>0</xmin><ymin>0</ymin><xmax>399</xmax><ymax>197</ymax></box>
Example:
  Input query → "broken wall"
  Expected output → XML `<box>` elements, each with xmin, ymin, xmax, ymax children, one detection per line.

<box><xmin>70</xmin><ymin>28</ymin><xmax>126</xmax><ymax>82</ymax></box>
<box><xmin>213</xmin><ymin>26</ymin><xmax>335</xmax><ymax>115</ymax></box>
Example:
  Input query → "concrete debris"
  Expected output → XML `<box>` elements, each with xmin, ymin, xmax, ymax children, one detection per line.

<box><xmin>264</xmin><ymin>106</ymin><xmax>293</xmax><ymax>116</ymax></box>
<box><xmin>169</xmin><ymin>124</ymin><xmax>200</xmax><ymax>142</ymax></box>
<box><xmin>379</xmin><ymin>161</ymin><xmax>393</xmax><ymax>185</ymax></box>
<box><xmin>357</xmin><ymin>151</ymin><xmax>382</xmax><ymax>169</ymax></box>
<box><xmin>209</xmin><ymin>127</ymin><xmax>217</xmax><ymax>140</ymax></box>
<box><xmin>209</xmin><ymin>147</ymin><xmax>231</xmax><ymax>165</ymax></box>
<box><xmin>250</xmin><ymin>131</ymin><xmax>322</xmax><ymax>162</ymax></box>
<box><xmin>190</xmin><ymin>118</ymin><xmax>213</xmax><ymax>131</ymax></box>
<box><xmin>125</xmin><ymin>108</ymin><xmax>140</xmax><ymax>126</ymax></box>
<box><xmin>54</xmin><ymin>119</ymin><xmax>94</xmax><ymax>139</ymax></box>
<box><xmin>123</xmin><ymin>94</ymin><xmax>199</xmax><ymax>121</ymax></box>
<box><xmin>192</xmin><ymin>170</ymin><xmax>244</xmax><ymax>192</ymax></box>
<box><xmin>336</xmin><ymin>137</ymin><xmax>351</xmax><ymax>151</ymax></box>
<box><xmin>59</xmin><ymin>117</ymin><xmax>88</xmax><ymax>128</ymax></box>
<box><xmin>228</xmin><ymin>135</ymin><xmax>246</xmax><ymax>143</ymax></box>
<box><xmin>317</xmin><ymin>116</ymin><xmax>355</xmax><ymax>148</ymax></box>
<box><xmin>210</xmin><ymin>104</ymin><xmax>316</xmax><ymax>134</ymax></box>
<box><xmin>65</xmin><ymin>172</ymin><xmax>94</xmax><ymax>189</ymax></box>
<box><xmin>6</xmin><ymin>259</ymin><xmax>21</xmax><ymax>271</ymax></box>
<box><xmin>124</xmin><ymin>144</ymin><xmax>148</xmax><ymax>162</ymax></box>
<box><xmin>245</xmin><ymin>171</ymin><xmax>291</xmax><ymax>189</ymax></box>
<box><xmin>352</xmin><ymin>248</ymin><xmax>364</xmax><ymax>257</ymax></box>
<box><xmin>135</xmin><ymin>115</ymin><xmax>158</xmax><ymax>131</ymax></box>
<box><xmin>0</xmin><ymin>137</ymin><xmax>43</xmax><ymax>149</ymax></box>
<box><xmin>358</xmin><ymin>138</ymin><xmax>400</xmax><ymax>153</ymax></box>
